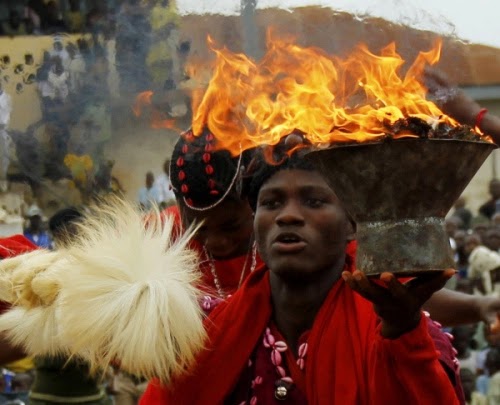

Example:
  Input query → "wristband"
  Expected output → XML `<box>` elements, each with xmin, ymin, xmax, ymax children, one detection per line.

<box><xmin>475</xmin><ymin>108</ymin><xmax>488</xmax><ymax>130</ymax></box>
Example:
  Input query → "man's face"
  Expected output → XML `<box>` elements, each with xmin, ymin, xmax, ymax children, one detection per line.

<box><xmin>182</xmin><ymin>198</ymin><xmax>254</xmax><ymax>259</ymax></box>
<box><xmin>254</xmin><ymin>169</ymin><xmax>350</xmax><ymax>280</ymax></box>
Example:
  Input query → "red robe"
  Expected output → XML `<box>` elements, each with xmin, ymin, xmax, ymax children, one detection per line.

<box><xmin>141</xmin><ymin>254</ymin><xmax>460</xmax><ymax>404</ymax></box>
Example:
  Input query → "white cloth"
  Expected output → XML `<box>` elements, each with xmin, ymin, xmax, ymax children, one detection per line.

<box><xmin>0</xmin><ymin>91</ymin><xmax>12</xmax><ymax>180</ymax></box>
<box><xmin>0</xmin><ymin>91</ymin><xmax>12</xmax><ymax>127</ymax></box>
<box><xmin>50</xmin><ymin>49</ymin><xmax>71</xmax><ymax>71</ymax></box>
<box><xmin>469</xmin><ymin>246</ymin><xmax>500</xmax><ymax>295</ymax></box>
<box><xmin>154</xmin><ymin>173</ymin><xmax>176</xmax><ymax>203</ymax></box>
<box><xmin>68</xmin><ymin>54</ymin><xmax>86</xmax><ymax>93</ymax></box>
<box><xmin>47</xmin><ymin>69</ymin><xmax>69</xmax><ymax>101</ymax></box>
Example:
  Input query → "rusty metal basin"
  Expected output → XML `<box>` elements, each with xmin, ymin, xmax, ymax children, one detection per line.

<box><xmin>306</xmin><ymin>138</ymin><xmax>497</xmax><ymax>276</ymax></box>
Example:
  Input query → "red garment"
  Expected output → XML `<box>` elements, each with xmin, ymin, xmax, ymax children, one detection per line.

<box><xmin>141</xmin><ymin>245</ymin><xmax>460</xmax><ymax>405</ymax></box>
<box><xmin>161</xmin><ymin>205</ymin><xmax>264</xmax><ymax>296</ymax></box>
<box><xmin>0</xmin><ymin>235</ymin><xmax>38</xmax><ymax>314</ymax></box>
<box><xmin>0</xmin><ymin>234</ymin><xmax>38</xmax><ymax>258</ymax></box>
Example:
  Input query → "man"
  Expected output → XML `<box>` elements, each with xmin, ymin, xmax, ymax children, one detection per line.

<box><xmin>23</xmin><ymin>206</ymin><xmax>52</xmax><ymax>249</ymax></box>
<box><xmin>138</xmin><ymin>171</ymin><xmax>162</xmax><ymax>211</ymax></box>
<box><xmin>154</xmin><ymin>159</ymin><xmax>176</xmax><ymax>207</ymax></box>
<box><xmin>141</xmin><ymin>148</ymin><xmax>461</xmax><ymax>404</ymax></box>
<box><xmin>0</xmin><ymin>81</ymin><xmax>12</xmax><ymax>192</ymax></box>
<box><xmin>478</xmin><ymin>179</ymin><xmax>500</xmax><ymax>220</ymax></box>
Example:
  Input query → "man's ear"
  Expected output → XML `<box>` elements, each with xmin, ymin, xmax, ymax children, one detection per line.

<box><xmin>346</xmin><ymin>216</ymin><xmax>356</xmax><ymax>241</ymax></box>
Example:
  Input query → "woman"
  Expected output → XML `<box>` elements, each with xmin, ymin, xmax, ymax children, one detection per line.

<box><xmin>165</xmin><ymin>128</ymin><xmax>263</xmax><ymax>298</ymax></box>
<box><xmin>142</xmin><ymin>146</ymin><xmax>461</xmax><ymax>404</ymax></box>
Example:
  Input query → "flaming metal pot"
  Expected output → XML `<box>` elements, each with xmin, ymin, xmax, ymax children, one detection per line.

<box><xmin>306</xmin><ymin>139</ymin><xmax>496</xmax><ymax>276</ymax></box>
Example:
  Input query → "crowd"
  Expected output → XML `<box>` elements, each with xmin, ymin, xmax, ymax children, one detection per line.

<box><xmin>443</xmin><ymin>181</ymin><xmax>500</xmax><ymax>404</ymax></box>
<box><xmin>0</xmin><ymin>1</ymin><xmax>107</xmax><ymax>36</ymax></box>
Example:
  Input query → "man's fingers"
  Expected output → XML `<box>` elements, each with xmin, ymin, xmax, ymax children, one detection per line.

<box><xmin>409</xmin><ymin>269</ymin><xmax>455</xmax><ymax>299</ymax></box>
<box><xmin>343</xmin><ymin>271</ymin><xmax>388</xmax><ymax>302</ymax></box>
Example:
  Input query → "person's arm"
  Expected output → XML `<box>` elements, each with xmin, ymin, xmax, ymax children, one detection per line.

<box><xmin>424</xmin><ymin>67</ymin><xmax>500</xmax><ymax>144</ymax></box>
<box><xmin>424</xmin><ymin>288</ymin><xmax>500</xmax><ymax>327</ymax></box>
<box><xmin>343</xmin><ymin>270</ymin><xmax>460</xmax><ymax>404</ymax></box>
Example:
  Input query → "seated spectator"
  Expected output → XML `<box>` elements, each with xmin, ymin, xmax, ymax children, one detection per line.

<box><xmin>487</xmin><ymin>348</ymin><xmax>500</xmax><ymax>404</ymax></box>
<box><xmin>47</xmin><ymin>57</ymin><xmax>69</xmax><ymax>103</ymax></box>
<box><xmin>453</xmin><ymin>196</ymin><xmax>473</xmax><ymax>230</ymax></box>
<box><xmin>50</xmin><ymin>38</ymin><xmax>70</xmax><ymax>70</ymax></box>
<box><xmin>454</xmin><ymin>229</ymin><xmax>470</xmax><ymax>277</ymax></box>
<box><xmin>480</xmin><ymin>179</ymin><xmax>500</xmax><ymax>221</ymax></box>
<box><xmin>154</xmin><ymin>158</ymin><xmax>176</xmax><ymax>206</ymax></box>
<box><xmin>138</xmin><ymin>171</ymin><xmax>161</xmax><ymax>211</ymax></box>
<box><xmin>44</xmin><ymin>0</ymin><xmax>68</xmax><ymax>34</ymax></box>
<box><xmin>466</xmin><ymin>233</ymin><xmax>500</xmax><ymax>295</ymax></box>
<box><xmin>1</xmin><ymin>10</ymin><xmax>28</xmax><ymax>36</ymax></box>
<box><xmin>452</xmin><ymin>325</ymin><xmax>479</xmax><ymax>374</ymax></box>
<box><xmin>66</xmin><ymin>0</ymin><xmax>84</xmax><ymax>33</ymax></box>
<box><xmin>461</xmin><ymin>368</ymin><xmax>487</xmax><ymax>405</ymax></box>
<box><xmin>66</xmin><ymin>42</ymin><xmax>86</xmax><ymax>94</ymax></box>
<box><xmin>485</xmin><ymin>227</ymin><xmax>500</xmax><ymax>253</ymax></box>
<box><xmin>23</xmin><ymin>205</ymin><xmax>52</xmax><ymax>249</ymax></box>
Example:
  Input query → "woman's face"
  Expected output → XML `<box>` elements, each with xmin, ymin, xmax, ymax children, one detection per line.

<box><xmin>254</xmin><ymin>169</ymin><xmax>351</xmax><ymax>280</ymax></box>
<box><xmin>181</xmin><ymin>197</ymin><xmax>254</xmax><ymax>259</ymax></box>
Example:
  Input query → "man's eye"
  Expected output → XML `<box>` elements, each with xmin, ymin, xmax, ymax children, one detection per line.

<box><xmin>306</xmin><ymin>198</ymin><xmax>324</xmax><ymax>208</ymax></box>
<box><xmin>259</xmin><ymin>199</ymin><xmax>280</xmax><ymax>209</ymax></box>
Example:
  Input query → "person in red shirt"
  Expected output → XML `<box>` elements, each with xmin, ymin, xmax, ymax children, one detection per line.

<box><xmin>142</xmin><ymin>146</ymin><xmax>461</xmax><ymax>404</ymax></box>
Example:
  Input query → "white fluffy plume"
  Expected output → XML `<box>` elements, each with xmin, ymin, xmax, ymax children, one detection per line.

<box><xmin>55</xmin><ymin>199</ymin><xmax>206</xmax><ymax>383</ymax></box>
<box><xmin>0</xmin><ymin>198</ymin><xmax>206</xmax><ymax>384</ymax></box>
<box><xmin>0</xmin><ymin>305</ymin><xmax>68</xmax><ymax>357</ymax></box>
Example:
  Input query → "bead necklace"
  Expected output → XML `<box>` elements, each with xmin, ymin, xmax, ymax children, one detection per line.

<box><xmin>203</xmin><ymin>241</ymin><xmax>257</xmax><ymax>299</ymax></box>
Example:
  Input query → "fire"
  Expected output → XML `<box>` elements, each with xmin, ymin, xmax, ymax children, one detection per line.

<box><xmin>191</xmin><ymin>33</ymin><xmax>486</xmax><ymax>156</ymax></box>
<box><xmin>133</xmin><ymin>90</ymin><xmax>176</xmax><ymax>130</ymax></box>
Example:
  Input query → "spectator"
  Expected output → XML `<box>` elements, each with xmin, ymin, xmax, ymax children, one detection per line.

<box><xmin>137</xmin><ymin>171</ymin><xmax>161</xmax><ymax>211</ymax></box>
<box><xmin>466</xmin><ymin>233</ymin><xmax>500</xmax><ymax>295</ymax></box>
<box><xmin>460</xmin><ymin>368</ymin><xmax>487</xmax><ymax>405</ymax></box>
<box><xmin>47</xmin><ymin>57</ymin><xmax>69</xmax><ymax>103</ymax></box>
<box><xmin>453</xmin><ymin>196</ymin><xmax>473</xmax><ymax>230</ymax></box>
<box><xmin>480</xmin><ymin>179</ymin><xmax>500</xmax><ymax>220</ymax></box>
<box><xmin>154</xmin><ymin>158</ymin><xmax>175</xmax><ymax>206</ymax></box>
<box><xmin>23</xmin><ymin>205</ymin><xmax>52</xmax><ymax>249</ymax></box>
<box><xmin>25</xmin><ymin>0</ymin><xmax>46</xmax><ymax>32</ymax></box>
<box><xmin>67</xmin><ymin>42</ymin><xmax>86</xmax><ymax>94</ymax></box>
<box><xmin>454</xmin><ymin>229</ymin><xmax>469</xmax><ymax>277</ymax></box>
<box><xmin>485</xmin><ymin>227</ymin><xmax>500</xmax><ymax>253</ymax></box>
<box><xmin>1</xmin><ymin>10</ymin><xmax>28</xmax><ymax>36</ymax></box>
<box><xmin>487</xmin><ymin>348</ymin><xmax>500</xmax><ymax>404</ymax></box>
<box><xmin>473</xmin><ymin>221</ymin><xmax>490</xmax><ymax>245</ymax></box>
<box><xmin>50</xmin><ymin>38</ymin><xmax>71</xmax><ymax>71</ymax></box>
<box><xmin>0</xmin><ymin>80</ymin><xmax>12</xmax><ymax>192</ymax></box>
<box><xmin>452</xmin><ymin>324</ymin><xmax>479</xmax><ymax>373</ymax></box>
<box><xmin>44</xmin><ymin>0</ymin><xmax>68</xmax><ymax>34</ymax></box>
<box><xmin>66</xmin><ymin>0</ymin><xmax>84</xmax><ymax>33</ymax></box>
<box><xmin>446</xmin><ymin>216</ymin><xmax>463</xmax><ymax>253</ymax></box>
<box><xmin>493</xmin><ymin>213</ymin><xmax>500</xmax><ymax>227</ymax></box>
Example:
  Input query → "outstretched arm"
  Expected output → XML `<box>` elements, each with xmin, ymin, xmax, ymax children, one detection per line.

<box><xmin>424</xmin><ymin>67</ymin><xmax>500</xmax><ymax>144</ymax></box>
<box><xmin>343</xmin><ymin>270</ymin><xmax>460</xmax><ymax>404</ymax></box>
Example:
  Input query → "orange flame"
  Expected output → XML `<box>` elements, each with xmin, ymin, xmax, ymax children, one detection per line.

<box><xmin>133</xmin><ymin>90</ymin><xmax>176</xmax><ymax>130</ymax></box>
<box><xmin>191</xmin><ymin>33</ymin><xmax>481</xmax><ymax>156</ymax></box>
